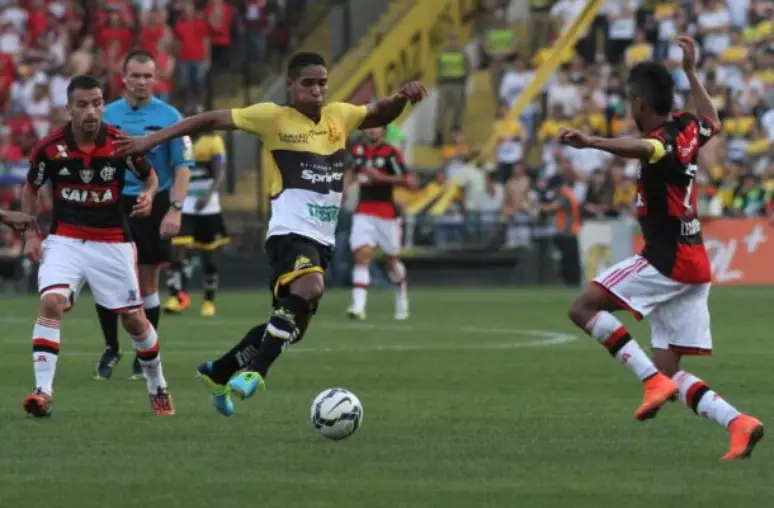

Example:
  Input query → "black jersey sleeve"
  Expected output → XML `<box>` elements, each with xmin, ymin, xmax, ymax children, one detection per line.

<box><xmin>26</xmin><ymin>145</ymin><xmax>50</xmax><ymax>188</ymax></box>
<box><xmin>697</xmin><ymin>115</ymin><xmax>719</xmax><ymax>147</ymax></box>
<box><xmin>125</xmin><ymin>154</ymin><xmax>154</xmax><ymax>181</ymax></box>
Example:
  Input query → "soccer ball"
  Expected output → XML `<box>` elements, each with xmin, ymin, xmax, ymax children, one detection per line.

<box><xmin>310</xmin><ymin>388</ymin><xmax>363</xmax><ymax>440</ymax></box>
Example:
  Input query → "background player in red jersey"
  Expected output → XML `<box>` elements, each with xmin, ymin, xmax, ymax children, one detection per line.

<box><xmin>345</xmin><ymin>126</ymin><xmax>416</xmax><ymax>321</ymax></box>
<box><xmin>557</xmin><ymin>37</ymin><xmax>763</xmax><ymax>460</ymax></box>
<box><xmin>20</xmin><ymin>75</ymin><xmax>175</xmax><ymax>418</ymax></box>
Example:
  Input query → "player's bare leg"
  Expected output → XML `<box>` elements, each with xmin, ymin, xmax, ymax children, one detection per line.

<box><xmin>385</xmin><ymin>255</ymin><xmax>408</xmax><ymax>320</ymax></box>
<box><xmin>652</xmin><ymin>349</ymin><xmax>764</xmax><ymax>460</ymax></box>
<box><xmin>568</xmin><ymin>284</ymin><xmax>677</xmax><ymax>420</ymax></box>
<box><xmin>347</xmin><ymin>246</ymin><xmax>373</xmax><ymax>320</ymax></box>
<box><xmin>131</xmin><ymin>264</ymin><xmax>162</xmax><ymax>380</ymax></box>
<box><xmin>24</xmin><ymin>293</ymin><xmax>66</xmax><ymax>417</ymax></box>
<box><xmin>120</xmin><ymin>309</ymin><xmax>175</xmax><ymax>415</ymax></box>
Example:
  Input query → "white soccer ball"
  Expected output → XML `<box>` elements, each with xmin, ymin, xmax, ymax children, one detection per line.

<box><xmin>310</xmin><ymin>388</ymin><xmax>363</xmax><ymax>440</ymax></box>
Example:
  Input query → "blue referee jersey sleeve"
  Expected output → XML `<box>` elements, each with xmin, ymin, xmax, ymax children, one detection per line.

<box><xmin>104</xmin><ymin>97</ymin><xmax>194</xmax><ymax>196</ymax></box>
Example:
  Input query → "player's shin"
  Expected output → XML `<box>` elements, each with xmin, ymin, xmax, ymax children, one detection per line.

<box><xmin>32</xmin><ymin>316</ymin><xmax>61</xmax><ymax>396</ymax></box>
<box><xmin>673</xmin><ymin>371</ymin><xmax>741</xmax><ymax>427</ymax></box>
<box><xmin>95</xmin><ymin>304</ymin><xmax>120</xmax><ymax>352</ymax></box>
<box><xmin>124</xmin><ymin>314</ymin><xmax>167</xmax><ymax>393</ymax></box>
<box><xmin>585</xmin><ymin>311</ymin><xmax>658</xmax><ymax>381</ymax></box>
<box><xmin>166</xmin><ymin>261</ymin><xmax>184</xmax><ymax>297</ymax></box>
<box><xmin>386</xmin><ymin>258</ymin><xmax>408</xmax><ymax>318</ymax></box>
<box><xmin>202</xmin><ymin>255</ymin><xmax>218</xmax><ymax>302</ymax></box>
<box><xmin>350</xmin><ymin>265</ymin><xmax>369</xmax><ymax>315</ymax></box>
<box><xmin>250</xmin><ymin>294</ymin><xmax>312</xmax><ymax>378</ymax></box>
<box><xmin>206</xmin><ymin>323</ymin><xmax>267</xmax><ymax>384</ymax></box>
<box><xmin>143</xmin><ymin>292</ymin><xmax>161</xmax><ymax>330</ymax></box>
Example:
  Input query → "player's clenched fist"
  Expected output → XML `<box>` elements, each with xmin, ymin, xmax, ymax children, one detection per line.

<box><xmin>556</xmin><ymin>127</ymin><xmax>592</xmax><ymax>149</ymax></box>
<box><xmin>397</xmin><ymin>81</ymin><xmax>428</xmax><ymax>104</ymax></box>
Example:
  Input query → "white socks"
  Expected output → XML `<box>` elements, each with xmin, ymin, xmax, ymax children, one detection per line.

<box><xmin>350</xmin><ymin>265</ymin><xmax>369</xmax><ymax>314</ymax></box>
<box><xmin>585</xmin><ymin>311</ymin><xmax>658</xmax><ymax>381</ymax></box>
<box><xmin>131</xmin><ymin>322</ymin><xmax>167</xmax><ymax>394</ymax></box>
<box><xmin>32</xmin><ymin>317</ymin><xmax>61</xmax><ymax>396</ymax></box>
<box><xmin>673</xmin><ymin>371</ymin><xmax>740</xmax><ymax>428</ymax></box>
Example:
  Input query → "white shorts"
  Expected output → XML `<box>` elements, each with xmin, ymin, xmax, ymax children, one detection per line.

<box><xmin>38</xmin><ymin>235</ymin><xmax>143</xmax><ymax>313</ymax></box>
<box><xmin>349</xmin><ymin>214</ymin><xmax>401</xmax><ymax>256</ymax></box>
<box><xmin>594</xmin><ymin>255</ymin><xmax>712</xmax><ymax>355</ymax></box>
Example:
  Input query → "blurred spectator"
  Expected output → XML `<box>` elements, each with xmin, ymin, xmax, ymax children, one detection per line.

<box><xmin>434</xmin><ymin>31</ymin><xmax>470</xmax><ymax>146</ymax></box>
<box><xmin>484</xmin><ymin>8</ymin><xmax>517</xmax><ymax>99</ymax></box>
<box><xmin>175</xmin><ymin>0</ymin><xmax>210</xmax><ymax>107</ymax></box>
<box><xmin>0</xmin><ymin>224</ymin><xmax>23</xmax><ymax>286</ymax></box>
<box><xmin>206</xmin><ymin>0</ymin><xmax>236</xmax><ymax>74</ymax></box>
<box><xmin>582</xmin><ymin>168</ymin><xmax>613</xmax><ymax>219</ymax></box>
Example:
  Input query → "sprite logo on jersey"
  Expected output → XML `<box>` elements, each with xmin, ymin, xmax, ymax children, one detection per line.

<box><xmin>307</xmin><ymin>204</ymin><xmax>339</xmax><ymax>222</ymax></box>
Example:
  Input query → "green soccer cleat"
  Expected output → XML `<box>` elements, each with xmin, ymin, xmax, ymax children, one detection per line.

<box><xmin>227</xmin><ymin>371</ymin><xmax>265</xmax><ymax>401</ymax></box>
<box><xmin>196</xmin><ymin>361</ymin><xmax>234</xmax><ymax>417</ymax></box>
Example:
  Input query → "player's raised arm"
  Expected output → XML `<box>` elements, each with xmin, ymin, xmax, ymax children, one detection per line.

<box><xmin>679</xmin><ymin>35</ymin><xmax>720</xmax><ymax>129</ymax></box>
<box><xmin>358</xmin><ymin>81</ymin><xmax>428</xmax><ymax>129</ymax></box>
<box><xmin>557</xmin><ymin>128</ymin><xmax>661</xmax><ymax>163</ymax></box>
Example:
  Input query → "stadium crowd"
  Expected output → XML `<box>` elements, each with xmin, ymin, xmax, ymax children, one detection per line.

<box><xmin>0</xmin><ymin>0</ymin><xmax>309</xmax><ymax>287</ymax></box>
<box><xmin>432</xmin><ymin>0</ymin><xmax>774</xmax><ymax>258</ymax></box>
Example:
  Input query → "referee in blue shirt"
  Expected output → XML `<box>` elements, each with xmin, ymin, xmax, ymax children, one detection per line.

<box><xmin>95</xmin><ymin>50</ymin><xmax>193</xmax><ymax>380</ymax></box>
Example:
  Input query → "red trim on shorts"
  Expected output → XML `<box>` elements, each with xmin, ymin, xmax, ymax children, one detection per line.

<box><xmin>669</xmin><ymin>345</ymin><xmax>712</xmax><ymax>356</ymax></box>
<box><xmin>39</xmin><ymin>283</ymin><xmax>70</xmax><ymax>295</ymax></box>
<box><xmin>353</xmin><ymin>283</ymin><xmax>369</xmax><ymax>289</ymax></box>
<box><xmin>111</xmin><ymin>304</ymin><xmax>143</xmax><ymax>314</ymax></box>
<box><xmin>591</xmin><ymin>281</ymin><xmax>644</xmax><ymax>321</ymax></box>
<box><xmin>600</xmin><ymin>257</ymin><xmax>649</xmax><ymax>288</ymax></box>
<box><xmin>355</xmin><ymin>202</ymin><xmax>397</xmax><ymax>218</ymax></box>
<box><xmin>57</xmin><ymin>223</ymin><xmax>126</xmax><ymax>242</ymax></box>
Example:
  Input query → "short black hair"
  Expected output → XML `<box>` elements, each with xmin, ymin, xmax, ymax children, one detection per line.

<box><xmin>627</xmin><ymin>62</ymin><xmax>674</xmax><ymax>115</ymax></box>
<box><xmin>123</xmin><ymin>49</ymin><xmax>156</xmax><ymax>72</ymax></box>
<box><xmin>67</xmin><ymin>74</ymin><xmax>102</xmax><ymax>101</ymax></box>
<box><xmin>287</xmin><ymin>52</ymin><xmax>326</xmax><ymax>79</ymax></box>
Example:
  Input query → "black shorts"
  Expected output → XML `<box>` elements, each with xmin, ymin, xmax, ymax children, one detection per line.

<box><xmin>121</xmin><ymin>190</ymin><xmax>172</xmax><ymax>265</ymax></box>
<box><xmin>265</xmin><ymin>233</ymin><xmax>332</xmax><ymax>303</ymax></box>
<box><xmin>173</xmin><ymin>213</ymin><xmax>230</xmax><ymax>251</ymax></box>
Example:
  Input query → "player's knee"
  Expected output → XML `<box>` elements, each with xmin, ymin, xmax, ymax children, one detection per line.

<box><xmin>568</xmin><ymin>294</ymin><xmax>595</xmax><ymax>329</ymax></box>
<box><xmin>138</xmin><ymin>265</ymin><xmax>160</xmax><ymax>294</ymax></box>
<box><xmin>290</xmin><ymin>272</ymin><xmax>325</xmax><ymax>302</ymax></box>
<box><xmin>39</xmin><ymin>294</ymin><xmax>67</xmax><ymax>319</ymax></box>
<box><xmin>119</xmin><ymin>310</ymin><xmax>147</xmax><ymax>335</ymax></box>
<box><xmin>354</xmin><ymin>247</ymin><xmax>373</xmax><ymax>265</ymax></box>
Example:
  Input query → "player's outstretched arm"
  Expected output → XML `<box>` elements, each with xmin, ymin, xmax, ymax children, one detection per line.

<box><xmin>0</xmin><ymin>209</ymin><xmax>37</xmax><ymax>230</ymax></box>
<box><xmin>359</xmin><ymin>81</ymin><xmax>427</xmax><ymax>129</ymax></box>
<box><xmin>115</xmin><ymin>110</ymin><xmax>237</xmax><ymax>155</ymax></box>
<box><xmin>557</xmin><ymin>128</ymin><xmax>657</xmax><ymax>161</ymax></box>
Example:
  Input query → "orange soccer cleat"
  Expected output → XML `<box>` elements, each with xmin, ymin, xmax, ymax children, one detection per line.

<box><xmin>634</xmin><ymin>373</ymin><xmax>678</xmax><ymax>421</ymax></box>
<box><xmin>23</xmin><ymin>389</ymin><xmax>53</xmax><ymax>418</ymax></box>
<box><xmin>150</xmin><ymin>387</ymin><xmax>176</xmax><ymax>416</ymax></box>
<box><xmin>721</xmin><ymin>414</ymin><xmax>764</xmax><ymax>460</ymax></box>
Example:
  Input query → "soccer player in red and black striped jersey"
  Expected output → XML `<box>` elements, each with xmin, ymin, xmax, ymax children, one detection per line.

<box><xmin>345</xmin><ymin>126</ymin><xmax>416</xmax><ymax>320</ymax></box>
<box><xmin>19</xmin><ymin>75</ymin><xmax>175</xmax><ymax>417</ymax></box>
<box><xmin>559</xmin><ymin>37</ymin><xmax>763</xmax><ymax>459</ymax></box>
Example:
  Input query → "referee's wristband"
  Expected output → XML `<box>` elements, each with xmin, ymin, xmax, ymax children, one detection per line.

<box><xmin>170</xmin><ymin>200</ymin><xmax>183</xmax><ymax>211</ymax></box>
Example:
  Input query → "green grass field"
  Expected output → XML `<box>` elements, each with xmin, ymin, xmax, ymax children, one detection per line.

<box><xmin>0</xmin><ymin>286</ymin><xmax>772</xmax><ymax>507</ymax></box>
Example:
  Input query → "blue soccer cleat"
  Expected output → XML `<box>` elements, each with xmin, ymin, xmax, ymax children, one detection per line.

<box><xmin>196</xmin><ymin>361</ymin><xmax>234</xmax><ymax>417</ymax></box>
<box><xmin>227</xmin><ymin>371</ymin><xmax>265</xmax><ymax>401</ymax></box>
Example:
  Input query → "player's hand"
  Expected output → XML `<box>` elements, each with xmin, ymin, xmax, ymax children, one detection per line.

<box><xmin>678</xmin><ymin>35</ymin><xmax>698</xmax><ymax>72</ymax></box>
<box><xmin>0</xmin><ymin>210</ymin><xmax>38</xmax><ymax>232</ymax></box>
<box><xmin>397</xmin><ymin>81</ymin><xmax>428</xmax><ymax>105</ymax></box>
<box><xmin>557</xmin><ymin>128</ymin><xmax>591</xmax><ymax>149</ymax></box>
<box><xmin>160</xmin><ymin>209</ymin><xmax>181</xmax><ymax>238</ymax></box>
<box><xmin>404</xmin><ymin>173</ymin><xmax>419</xmax><ymax>189</ymax></box>
<box><xmin>131</xmin><ymin>191</ymin><xmax>154</xmax><ymax>217</ymax></box>
<box><xmin>114</xmin><ymin>135</ymin><xmax>153</xmax><ymax>156</ymax></box>
<box><xmin>24</xmin><ymin>234</ymin><xmax>42</xmax><ymax>264</ymax></box>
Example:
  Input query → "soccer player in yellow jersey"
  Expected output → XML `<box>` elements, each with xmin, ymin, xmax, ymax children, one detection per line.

<box><xmin>117</xmin><ymin>52</ymin><xmax>427</xmax><ymax>416</ymax></box>
<box><xmin>164</xmin><ymin>115</ymin><xmax>231</xmax><ymax>317</ymax></box>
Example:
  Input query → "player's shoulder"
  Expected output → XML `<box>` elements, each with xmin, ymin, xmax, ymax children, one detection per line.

<box><xmin>31</xmin><ymin>125</ymin><xmax>68</xmax><ymax>158</ymax></box>
<box><xmin>324</xmin><ymin>101</ymin><xmax>366</xmax><ymax>116</ymax></box>
<box><xmin>150</xmin><ymin>97</ymin><xmax>184</xmax><ymax>120</ymax></box>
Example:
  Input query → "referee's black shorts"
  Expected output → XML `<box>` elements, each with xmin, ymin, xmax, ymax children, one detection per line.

<box><xmin>121</xmin><ymin>190</ymin><xmax>172</xmax><ymax>265</ymax></box>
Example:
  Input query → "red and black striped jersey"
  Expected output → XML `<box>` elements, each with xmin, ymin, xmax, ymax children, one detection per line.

<box><xmin>350</xmin><ymin>142</ymin><xmax>407</xmax><ymax>219</ymax></box>
<box><xmin>26</xmin><ymin>123</ymin><xmax>154</xmax><ymax>242</ymax></box>
<box><xmin>637</xmin><ymin>112</ymin><xmax>718</xmax><ymax>283</ymax></box>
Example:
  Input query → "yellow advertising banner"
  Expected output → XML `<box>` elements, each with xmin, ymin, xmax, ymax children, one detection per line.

<box><xmin>329</xmin><ymin>0</ymin><xmax>478</xmax><ymax>105</ymax></box>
